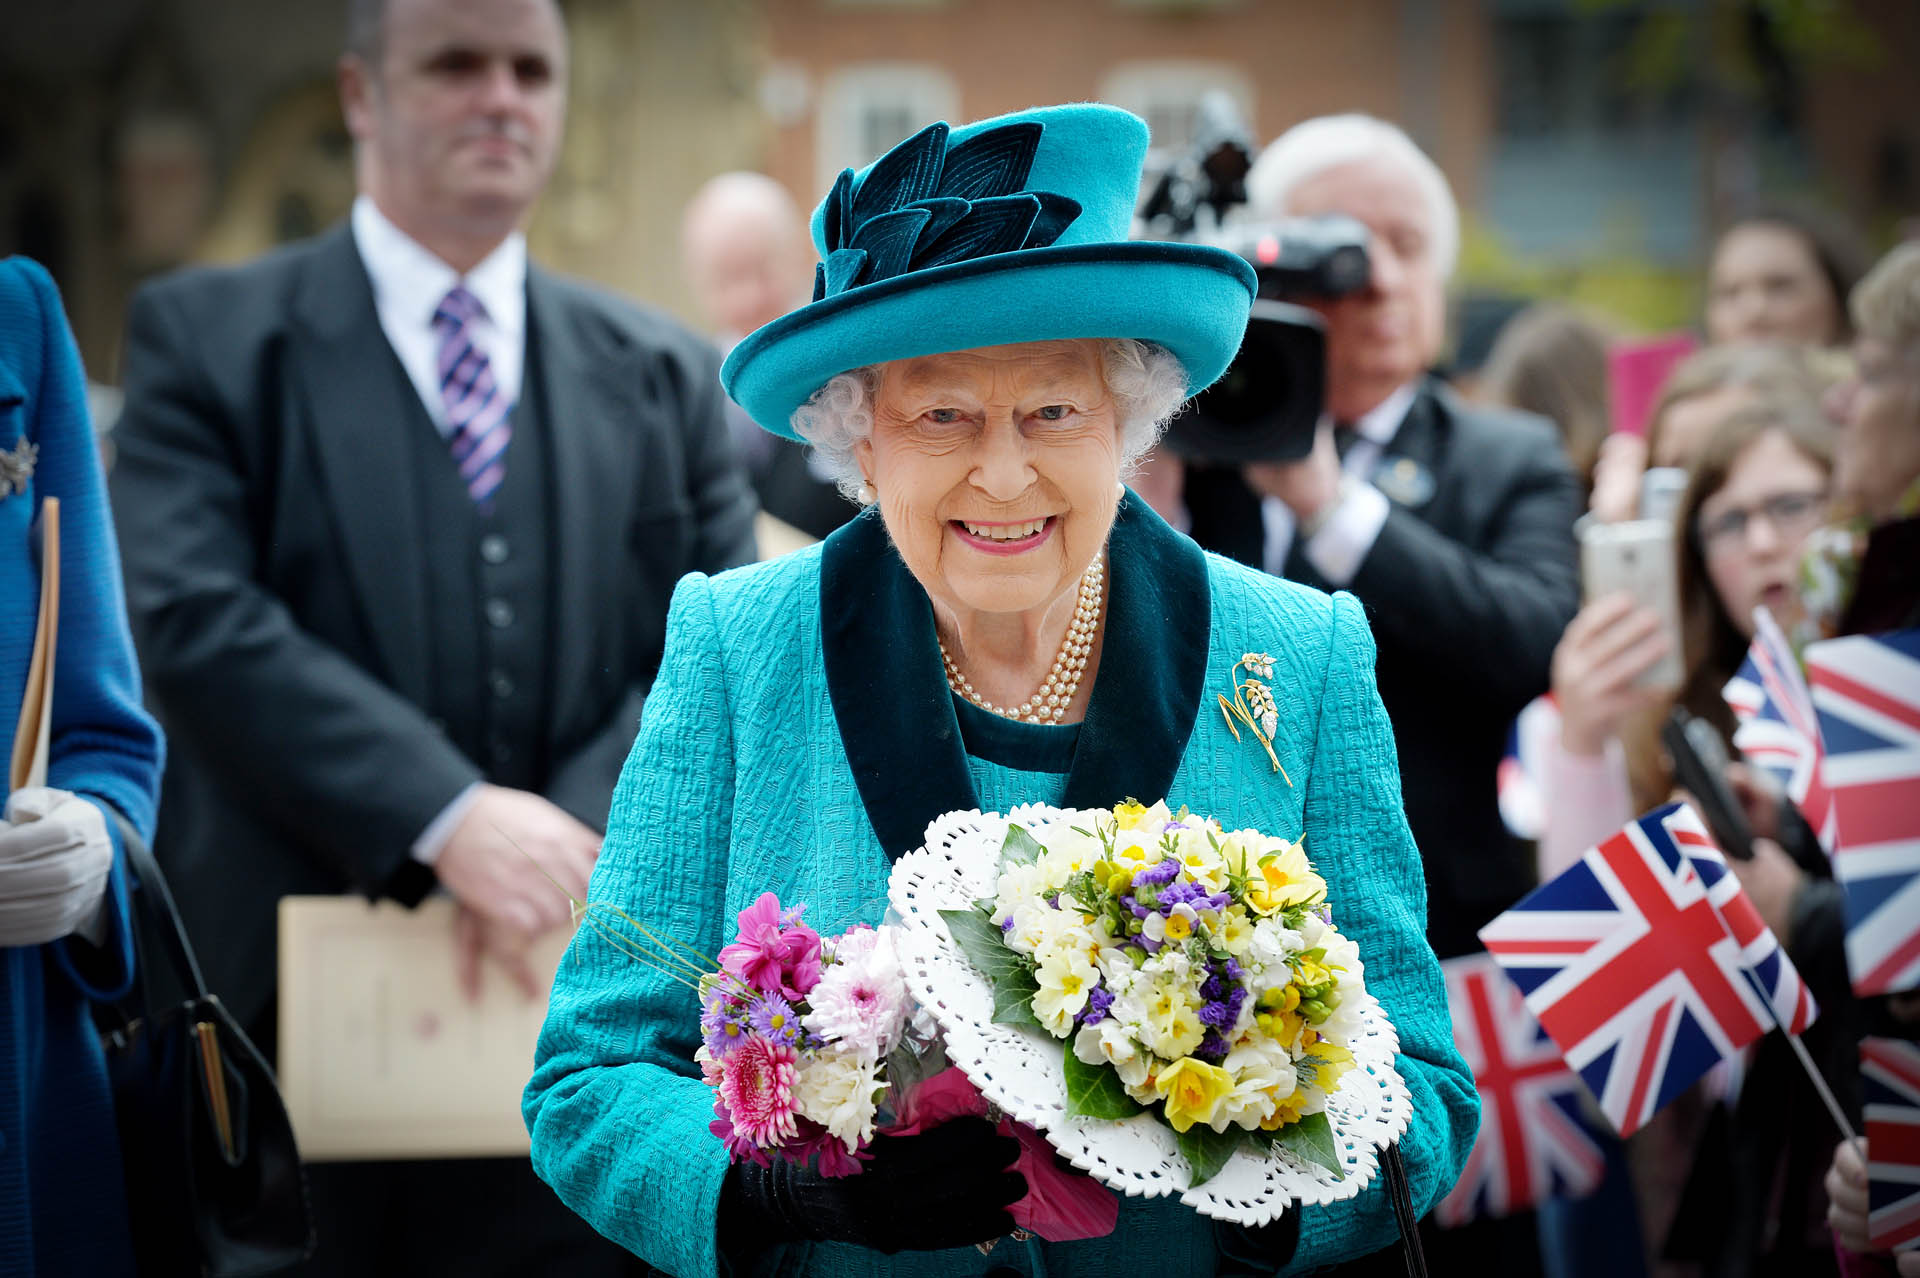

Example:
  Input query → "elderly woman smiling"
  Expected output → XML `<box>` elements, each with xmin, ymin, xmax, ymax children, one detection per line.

<box><xmin>525</xmin><ymin>105</ymin><xmax>1475</xmax><ymax>1278</ymax></box>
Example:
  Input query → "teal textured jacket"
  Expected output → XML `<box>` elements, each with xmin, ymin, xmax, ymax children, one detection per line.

<box><xmin>526</xmin><ymin>496</ymin><xmax>1476</xmax><ymax>1277</ymax></box>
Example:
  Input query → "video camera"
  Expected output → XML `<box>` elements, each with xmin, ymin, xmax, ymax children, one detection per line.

<box><xmin>1138</xmin><ymin>95</ymin><xmax>1372</xmax><ymax>463</ymax></box>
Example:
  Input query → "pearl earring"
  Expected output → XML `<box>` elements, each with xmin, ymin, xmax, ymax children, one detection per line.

<box><xmin>857</xmin><ymin>481</ymin><xmax>878</xmax><ymax>505</ymax></box>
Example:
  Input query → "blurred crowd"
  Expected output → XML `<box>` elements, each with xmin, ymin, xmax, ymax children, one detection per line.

<box><xmin>3</xmin><ymin>0</ymin><xmax>1918</xmax><ymax>1274</ymax></box>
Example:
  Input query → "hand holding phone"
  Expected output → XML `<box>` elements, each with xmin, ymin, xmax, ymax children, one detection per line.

<box><xmin>1578</xmin><ymin>518</ymin><xmax>1686</xmax><ymax>692</ymax></box>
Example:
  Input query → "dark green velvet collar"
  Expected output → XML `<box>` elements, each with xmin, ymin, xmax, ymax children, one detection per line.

<box><xmin>820</xmin><ymin>491</ymin><xmax>1212</xmax><ymax>859</ymax></box>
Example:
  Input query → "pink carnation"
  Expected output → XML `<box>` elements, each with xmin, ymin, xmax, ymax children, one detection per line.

<box><xmin>717</xmin><ymin>893</ymin><xmax>823</xmax><ymax>999</ymax></box>
<box><xmin>717</xmin><ymin>1035</ymin><xmax>800</xmax><ymax>1148</ymax></box>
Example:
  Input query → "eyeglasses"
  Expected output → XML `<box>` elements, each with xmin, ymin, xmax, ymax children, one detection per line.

<box><xmin>1697</xmin><ymin>490</ymin><xmax>1828</xmax><ymax>555</ymax></box>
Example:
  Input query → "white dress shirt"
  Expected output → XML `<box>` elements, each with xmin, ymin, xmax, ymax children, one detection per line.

<box><xmin>350</xmin><ymin>195</ymin><xmax>527</xmax><ymax>436</ymax></box>
<box><xmin>1261</xmin><ymin>380</ymin><xmax>1418</xmax><ymax>587</ymax></box>
<box><xmin>349</xmin><ymin>195</ymin><xmax>529</xmax><ymax>865</ymax></box>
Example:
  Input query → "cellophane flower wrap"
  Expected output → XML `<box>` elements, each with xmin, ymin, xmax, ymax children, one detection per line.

<box><xmin>939</xmin><ymin>799</ymin><xmax>1366</xmax><ymax>1185</ymax></box>
<box><xmin>696</xmin><ymin>893</ymin><xmax>918</xmax><ymax>1177</ymax></box>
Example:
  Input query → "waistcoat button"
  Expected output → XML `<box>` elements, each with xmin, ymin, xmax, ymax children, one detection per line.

<box><xmin>479</xmin><ymin>534</ymin><xmax>510</xmax><ymax>565</ymax></box>
<box><xmin>485</xmin><ymin>598</ymin><xmax>515</xmax><ymax>629</ymax></box>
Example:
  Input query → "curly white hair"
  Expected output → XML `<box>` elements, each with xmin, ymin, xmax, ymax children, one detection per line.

<box><xmin>789</xmin><ymin>338</ymin><xmax>1190</xmax><ymax>503</ymax></box>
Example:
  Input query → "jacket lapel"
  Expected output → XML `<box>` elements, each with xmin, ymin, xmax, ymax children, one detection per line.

<box><xmin>527</xmin><ymin>268</ymin><xmax>639</xmax><ymax>737</ymax></box>
<box><xmin>1062</xmin><ymin>493</ymin><xmax>1210</xmax><ymax>811</ymax></box>
<box><xmin>291</xmin><ymin>227</ymin><xmax>433</xmax><ymax>702</ymax></box>
<box><xmin>820</xmin><ymin>492</ymin><xmax>1211</xmax><ymax>860</ymax></box>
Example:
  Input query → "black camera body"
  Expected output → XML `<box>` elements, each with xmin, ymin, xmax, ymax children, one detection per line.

<box><xmin>1135</xmin><ymin>92</ymin><xmax>1373</xmax><ymax>466</ymax></box>
<box><xmin>1160</xmin><ymin>215</ymin><xmax>1371</xmax><ymax>465</ymax></box>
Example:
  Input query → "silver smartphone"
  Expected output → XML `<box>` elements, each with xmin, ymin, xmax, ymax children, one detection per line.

<box><xmin>1578</xmin><ymin>517</ymin><xmax>1686</xmax><ymax>691</ymax></box>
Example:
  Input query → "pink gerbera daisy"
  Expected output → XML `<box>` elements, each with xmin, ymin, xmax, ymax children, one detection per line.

<box><xmin>718</xmin><ymin>1036</ymin><xmax>800</xmax><ymax>1147</ymax></box>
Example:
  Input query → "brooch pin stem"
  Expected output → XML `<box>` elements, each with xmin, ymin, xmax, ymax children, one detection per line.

<box><xmin>1219</xmin><ymin>654</ymin><xmax>1291</xmax><ymax>785</ymax></box>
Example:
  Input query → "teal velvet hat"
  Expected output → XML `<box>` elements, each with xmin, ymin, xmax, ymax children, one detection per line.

<box><xmin>720</xmin><ymin>103</ymin><xmax>1258</xmax><ymax>440</ymax></box>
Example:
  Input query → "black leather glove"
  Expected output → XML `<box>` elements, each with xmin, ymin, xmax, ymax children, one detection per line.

<box><xmin>1215</xmin><ymin>1210</ymin><xmax>1302</xmax><ymax>1276</ymax></box>
<box><xmin>717</xmin><ymin>1117</ymin><xmax>1024</xmax><ymax>1259</ymax></box>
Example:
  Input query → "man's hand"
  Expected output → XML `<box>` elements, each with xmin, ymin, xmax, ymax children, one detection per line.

<box><xmin>434</xmin><ymin>785</ymin><xmax>599</xmax><ymax>1000</ymax></box>
<box><xmin>0</xmin><ymin>787</ymin><xmax>115</xmax><ymax>947</ymax></box>
<box><xmin>1244</xmin><ymin>419</ymin><xmax>1343</xmax><ymax>525</ymax></box>
<box><xmin>453</xmin><ymin>903</ymin><xmax>543</xmax><ymax>1002</ymax></box>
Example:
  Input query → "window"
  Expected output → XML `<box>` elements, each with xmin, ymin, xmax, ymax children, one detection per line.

<box><xmin>816</xmin><ymin>63</ymin><xmax>959</xmax><ymax>195</ymax></box>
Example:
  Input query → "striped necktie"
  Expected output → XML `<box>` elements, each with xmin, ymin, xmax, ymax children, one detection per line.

<box><xmin>432</xmin><ymin>285</ymin><xmax>511</xmax><ymax>506</ymax></box>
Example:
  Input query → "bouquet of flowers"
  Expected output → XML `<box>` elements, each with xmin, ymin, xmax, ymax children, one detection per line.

<box><xmin>693</xmin><ymin>893</ymin><xmax>916</xmax><ymax>1176</ymax></box>
<box><xmin>932</xmin><ymin>800</ymin><xmax>1368</xmax><ymax>1187</ymax></box>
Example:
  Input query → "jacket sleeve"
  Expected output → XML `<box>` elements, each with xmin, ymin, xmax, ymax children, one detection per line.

<box><xmin>1290</xmin><ymin>592</ymin><xmax>1479</xmax><ymax>1269</ymax></box>
<box><xmin>11</xmin><ymin>259</ymin><xmax>164</xmax><ymax>997</ymax></box>
<box><xmin>525</xmin><ymin>572</ymin><xmax>735</xmax><ymax>1278</ymax></box>
<box><xmin>1342</xmin><ymin>419</ymin><xmax>1581</xmax><ymax>717</ymax></box>
<box><xmin>542</xmin><ymin>333</ymin><xmax>756</xmax><ymax>833</ymax></box>
<box><xmin>110</xmin><ymin>281</ymin><xmax>481</xmax><ymax>901</ymax></box>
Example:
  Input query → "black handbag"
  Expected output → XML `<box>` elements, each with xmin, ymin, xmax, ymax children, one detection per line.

<box><xmin>98</xmin><ymin>828</ymin><xmax>315</xmax><ymax>1276</ymax></box>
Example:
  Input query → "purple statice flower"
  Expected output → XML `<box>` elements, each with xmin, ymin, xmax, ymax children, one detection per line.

<box><xmin>1128</xmin><ymin>901</ymin><xmax>1151</xmax><ymax>920</ymax></box>
<box><xmin>1199</xmin><ymin>999</ymin><xmax>1236</xmax><ymax>1030</ymax></box>
<box><xmin>748</xmin><ymin>993</ymin><xmax>803</xmax><ymax>1047</ymax></box>
<box><xmin>1078</xmin><ymin>986</ymin><xmax>1115</xmax><ymax>1025</ymax></box>
<box><xmin>1133</xmin><ymin>858</ymin><xmax>1180</xmax><ymax>888</ymax></box>
<box><xmin>1197</xmin><ymin>1032</ymin><xmax>1230</xmax><ymax>1062</ymax></box>
<box><xmin>1201</xmin><ymin>973</ymin><xmax>1225</xmax><ymax>1001</ymax></box>
<box><xmin>1158</xmin><ymin>881</ymin><xmax>1202</xmax><ymax>909</ymax></box>
<box><xmin>1164</xmin><ymin>821</ymin><xmax>1189</xmax><ymax>831</ymax></box>
<box><xmin>1000</xmin><ymin>916</ymin><xmax>1016</xmax><ymax>934</ymax></box>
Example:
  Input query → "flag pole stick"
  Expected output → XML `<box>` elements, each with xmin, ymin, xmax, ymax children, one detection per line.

<box><xmin>1781</xmin><ymin>1026</ymin><xmax>1857</xmax><ymax>1144</ymax></box>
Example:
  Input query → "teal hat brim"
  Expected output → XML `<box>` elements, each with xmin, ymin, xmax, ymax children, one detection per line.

<box><xmin>722</xmin><ymin>241</ymin><xmax>1256</xmax><ymax>440</ymax></box>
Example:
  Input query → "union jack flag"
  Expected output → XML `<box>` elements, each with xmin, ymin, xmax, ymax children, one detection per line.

<box><xmin>1479</xmin><ymin>803</ymin><xmax>1817</xmax><ymax>1137</ymax></box>
<box><xmin>1860</xmin><ymin>1036</ymin><xmax>1920</xmax><ymax>1252</ymax></box>
<box><xmin>1432</xmin><ymin>952</ymin><xmax>1606</xmax><ymax>1226</ymax></box>
<box><xmin>1805</xmin><ymin>629</ymin><xmax>1920</xmax><ymax>997</ymax></box>
<box><xmin>1723</xmin><ymin>606</ymin><xmax>1837</xmax><ymax>853</ymax></box>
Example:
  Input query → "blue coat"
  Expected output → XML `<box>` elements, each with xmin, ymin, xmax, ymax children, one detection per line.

<box><xmin>0</xmin><ymin>257</ymin><xmax>165</xmax><ymax>1276</ymax></box>
<box><xmin>526</xmin><ymin>497</ymin><xmax>1476</xmax><ymax>1277</ymax></box>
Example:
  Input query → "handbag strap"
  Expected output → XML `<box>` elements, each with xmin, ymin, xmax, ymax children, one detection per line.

<box><xmin>110</xmin><ymin>810</ymin><xmax>211</xmax><ymax>1003</ymax></box>
<box><xmin>1384</xmin><ymin>1145</ymin><xmax>1428</xmax><ymax>1278</ymax></box>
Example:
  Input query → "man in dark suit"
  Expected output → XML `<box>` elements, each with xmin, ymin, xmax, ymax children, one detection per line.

<box><xmin>1183</xmin><ymin>117</ymin><xmax>1579</xmax><ymax>1270</ymax></box>
<box><xmin>108</xmin><ymin>0</ymin><xmax>755</xmax><ymax>1271</ymax></box>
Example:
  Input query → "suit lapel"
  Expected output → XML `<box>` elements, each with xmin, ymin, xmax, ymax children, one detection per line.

<box><xmin>291</xmin><ymin>227</ymin><xmax>433</xmax><ymax>702</ymax></box>
<box><xmin>528</xmin><ymin>268</ymin><xmax>640</xmax><ymax>737</ymax></box>
<box><xmin>820</xmin><ymin>493</ymin><xmax>1211</xmax><ymax>859</ymax></box>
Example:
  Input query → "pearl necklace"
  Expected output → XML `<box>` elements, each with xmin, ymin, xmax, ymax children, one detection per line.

<box><xmin>939</xmin><ymin>550</ymin><xmax>1105</xmax><ymax>724</ymax></box>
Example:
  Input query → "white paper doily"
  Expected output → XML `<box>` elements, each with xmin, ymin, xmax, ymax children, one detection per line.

<box><xmin>887</xmin><ymin>804</ymin><xmax>1413</xmax><ymax>1226</ymax></box>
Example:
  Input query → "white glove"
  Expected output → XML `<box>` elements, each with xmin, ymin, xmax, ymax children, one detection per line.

<box><xmin>0</xmin><ymin>787</ymin><xmax>114</xmax><ymax>947</ymax></box>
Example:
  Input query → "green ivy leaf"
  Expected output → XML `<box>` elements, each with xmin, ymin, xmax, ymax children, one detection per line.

<box><xmin>1273</xmin><ymin>1110</ymin><xmax>1345</xmax><ymax>1180</ymax></box>
<box><xmin>1061</xmin><ymin>1039</ymin><xmax>1145</xmax><ymax>1120</ymax></box>
<box><xmin>1176</xmin><ymin>1122</ymin><xmax>1246</xmax><ymax>1187</ymax></box>
<box><xmin>992</xmin><ymin>971</ymin><xmax>1044</xmax><ymax>1030</ymax></box>
<box><xmin>1000</xmin><ymin>824</ymin><xmax>1044</xmax><ymax>868</ymax></box>
<box><xmin>939</xmin><ymin>909</ymin><xmax>1029</xmax><ymax>986</ymax></box>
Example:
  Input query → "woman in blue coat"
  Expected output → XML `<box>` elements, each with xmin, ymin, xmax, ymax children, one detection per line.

<box><xmin>1</xmin><ymin>256</ymin><xmax>165</xmax><ymax>1275</ymax></box>
<box><xmin>526</xmin><ymin>105</ymin><xmax>1476</xmax><ymax>1277</ymax></box>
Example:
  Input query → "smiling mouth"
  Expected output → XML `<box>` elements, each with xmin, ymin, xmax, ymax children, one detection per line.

<box><xmin>952</xmin><ymin>516</ymin><xmax>1055</xmax><ymax>546</ymax></box>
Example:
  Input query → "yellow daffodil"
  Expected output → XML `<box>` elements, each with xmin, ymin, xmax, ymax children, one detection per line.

<box><xmin>1300</xmin><ymin>1040</ymin><xmax>1356</xmax><ymax>1094</ymax></box>
<box><xmin>1261</xmin><ymin>1086</ymin><xmax>1312</xmax><ymax>1130</ymax></box>
<box><xmin>1244</xmin><ymin>840</ymin><xmax>1325</xmax><ymax>915</ymax></box>
<box><xmin>1155</xmin><ymin>1057</ymin><xmax>1236</xmax><ymax>1133</ymax></box>
<box><xmin>1113</xmin><ymin>800</ymin><xmax>1149</xmax><ymax>830</ymax></box>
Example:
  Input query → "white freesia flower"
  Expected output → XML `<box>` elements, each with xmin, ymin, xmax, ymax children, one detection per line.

<box><xmin>1073</xmin><ymin>1020</ymin><xmax>1150</xmax><ymax>1088</ymax></box>
<box><xmin>793</xmin><ymin>1049</ymin><xmax>885</xmax><ymax>1152</ymax></box>
<box><xmin>1220</xmin><ymin>1039</ymin><xmax>1298</xmax><ymax>1131</ymax></box>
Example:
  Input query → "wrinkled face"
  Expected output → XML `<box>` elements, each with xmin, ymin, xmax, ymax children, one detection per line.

<box><xmin>857</xmin><ymin>340</ymin><xmax>1122</xmax><ymax>622</ymax></box>
<box><xmin>1653</xmin><ymin>384</ymin><xmax>1759</xmax><ymax>469</ymax></box>
<box><xmin>1706</xmin><ymin>224</ymin><xmax>1840</xmax><ymax>347</ymax></box>
<box><xmin>1697</xmin><ymin>430</ymin><xmax>1829</xmax><ymax>638</ymax></box>
<box><xmin>1281</xmin><ymin>156</ymin><xmax>1447</xmax><ymax>421</ymax></box>
<box><xmin>1826</xmin><ymin>336</ymin><xmax>1920</xmax><ymax>522</ymax></box>
<box><xmin>343</xmin><ymin>0</ymin><xmax>567</xmax><ymax>241</ymax></box>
